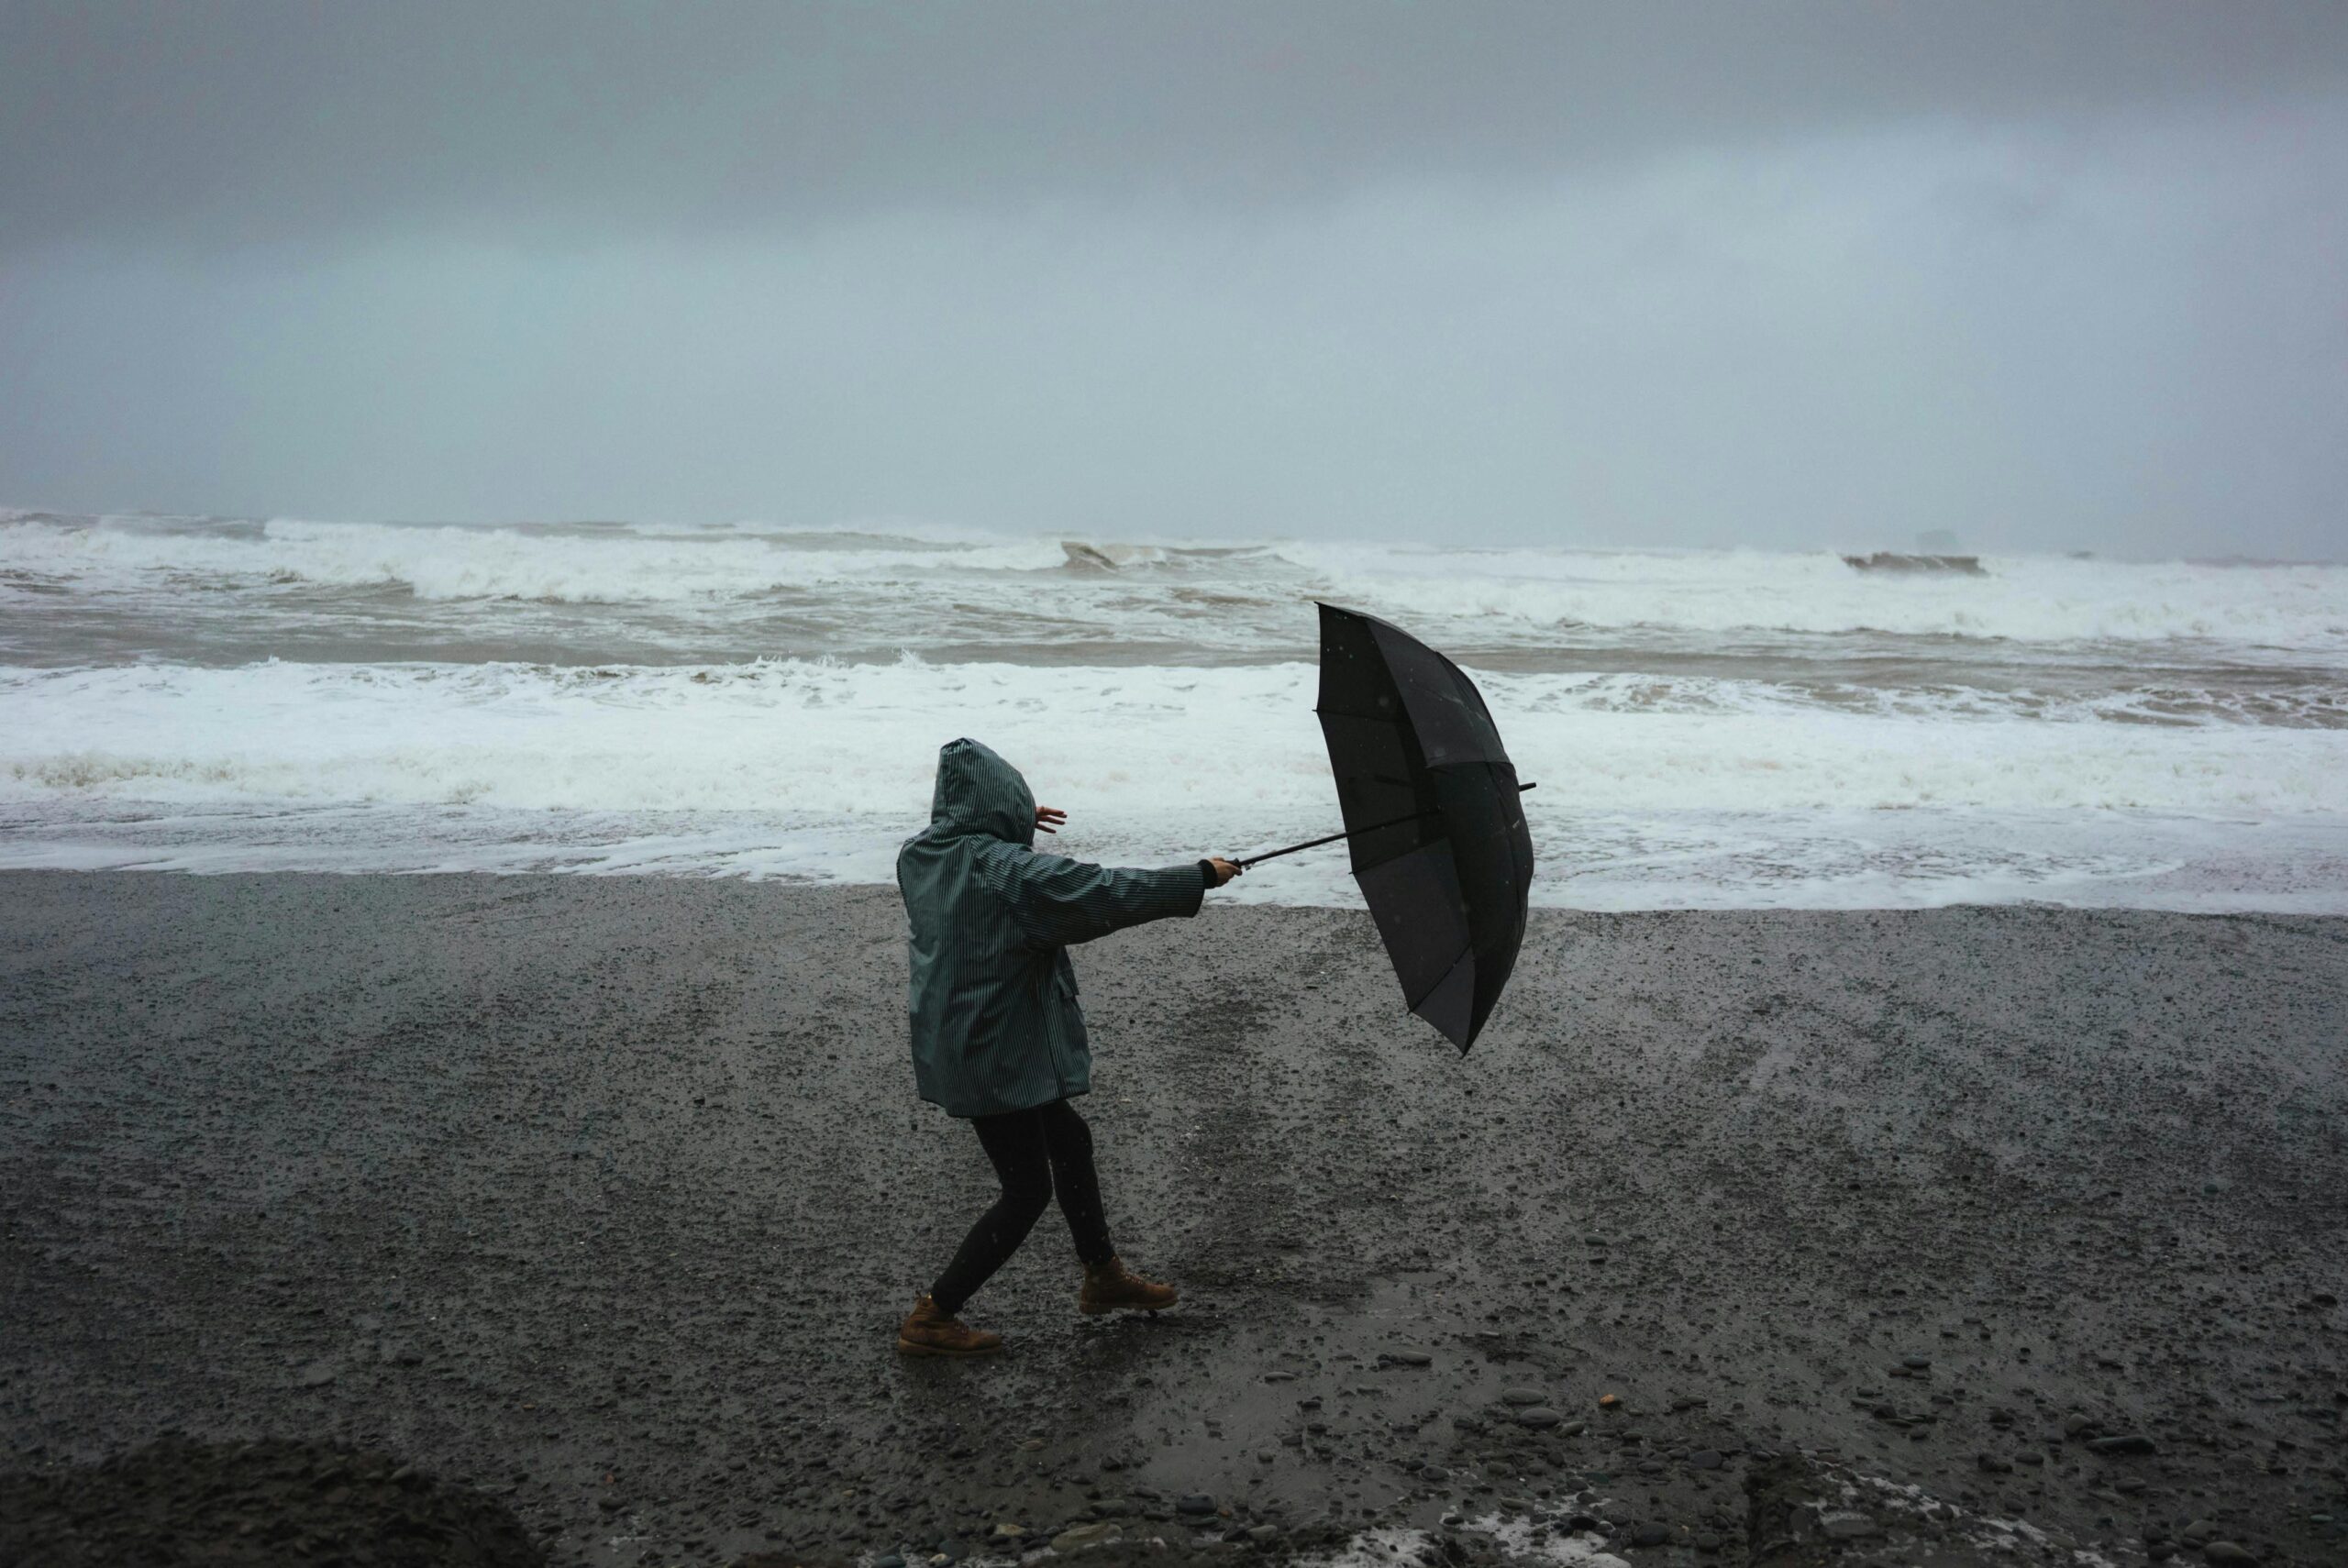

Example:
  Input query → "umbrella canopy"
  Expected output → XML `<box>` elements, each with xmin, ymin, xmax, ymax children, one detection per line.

<box><xmin>1310</xmin><ymin>602</ymin><xmax>1534</xmax><ymax>1051</ymax></box>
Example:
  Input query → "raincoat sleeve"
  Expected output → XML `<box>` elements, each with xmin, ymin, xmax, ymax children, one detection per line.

<box><xmin>974</xmin><ymin>845</ymin><xmax>1210</xmax><ymax>948</ymax></box>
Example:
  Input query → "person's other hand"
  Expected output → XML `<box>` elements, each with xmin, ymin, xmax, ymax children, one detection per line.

<box><xmin>1035</xmin><ymin>805</ymin><xmax>1068</xmax><ymax>834</ymax></box>
<box><xmin>1204</xmin><ymin>856</ymin><xmax>1243</xmax><ymax>887</ymax></box>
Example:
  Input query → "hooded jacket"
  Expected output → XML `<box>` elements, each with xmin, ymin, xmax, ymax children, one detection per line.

<box><xmin>897</xmin><ymin>738</ymin><xmax>1212</xmax><ymax>1118</ymax></box>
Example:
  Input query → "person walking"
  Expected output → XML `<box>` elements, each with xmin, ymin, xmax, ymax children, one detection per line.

<box><xmin>893</xmin><ymin>738</ymin><xmax>1242</xmax><ymax>1357</ymax></box>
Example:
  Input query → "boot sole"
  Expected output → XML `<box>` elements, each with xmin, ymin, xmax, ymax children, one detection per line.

<box><xmin>1079</xmin><ymin>1295</ymin><xmax>1179</xmax><ymax>1315</ymax></box>
<box><xmin>896</xmin><ymin>1336</ymin><xmax>1004</xmax><ymax>1357</ymax></box>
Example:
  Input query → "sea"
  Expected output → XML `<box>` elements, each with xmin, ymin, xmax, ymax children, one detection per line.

<box><xmin>3</xmin><ymin>508</ymin><xmax>2344</xmax><ymax>911</ymax></box>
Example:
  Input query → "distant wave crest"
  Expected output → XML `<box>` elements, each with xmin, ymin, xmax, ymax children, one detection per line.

<box><xmin>4</xmin><ymin>513</ymin><xmax>2342</xmax><ymax>656</ymax></box>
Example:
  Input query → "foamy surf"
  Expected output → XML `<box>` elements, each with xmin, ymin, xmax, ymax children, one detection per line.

<box><xmin>2</xmin><ymin>658</ymin><xmax>2342</xmax><ymax>908</ymax></box>
<box><xmin>4</xmin><ymin>510</ymin><xmax>2342</xmax><ymax>908</ymax></box>
<box><xmin>7</xmin><ymin>512</ymin><xmax>2346</xmax><ymax>663</ymax></box>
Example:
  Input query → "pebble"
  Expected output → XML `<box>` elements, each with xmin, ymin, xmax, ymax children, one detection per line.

<box><xmin>1049</xmin><ymin>1522</ymin><xmax>1124</xmax><ymax>1553</ymax></box>
<box><xmin>1598</xmin><ymin>1394</ymin><xmax>1623</xmax><ymax>1410</ymax></box>
<box><xmin>1515</xmin><ymin>1407</ymin><xmax>1562</xmax><ymax>1429</ymax></box>
<box><xmin>1177</xmin><ymin>1494</ymin><xmax>1217</xmax><ymax>1517</ymax></box>
<box><xmin>1901</xmin><ymin>1355</ymin><xmax>1931</xmax><ymax>1369</ymax></box>
<box><xmin>1822</xmin><ymin>1516</ymin><xmax>1878</xmax><ymax>1540</ymax></box>
<box><xmin>1380</xmin><ymin>1350</ymin><xmax>1433</xmax><ymax>1367</ymax></box>
<box><xmin>2181</xmin><ymin>1520</ymin><xmax>2218</xmax><ymax>1544</ymax></box>
<box><xmin>2200</xmin><ymin>1545</ymin><xmax>2259</xmax><ymax>1566</ymax></box>
<box><xmin>1693</xmin><ymin>1532</ymin><xmax>1722</xmax><ymax>1553</ymax></box>
<box><xmin>1688</xmin><ymin>1449</ymin><xmax>1722</xmax><ymax>1470</ymax></box>
<box><xmin>875</xmin><ymin>1556</ymin><xmax>905</xmax><ymax>1568</ymax></box>
<box><xmin>1500</xmin><ymin>1387</ymin><xmax>1544</xmax><ymax>1406</ymax></box>
<box><xmin>2088</xmin><ymin>1434</ymin><xmax>2158</xmax><ymax>1455</ymax></box>
<box><xmin>1630</xmin><ymin>1523</ymin><xmax>1670</xmax><ymax>1547</ymax></box>
<box><xmin>1246</xmin><ymin>1525</ymin><xmax>1280</xmax><ymax>1544</ymax></box>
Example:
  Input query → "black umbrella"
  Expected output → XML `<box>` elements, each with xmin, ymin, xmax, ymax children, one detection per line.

<box><xmin>1238</xmin><ymin>602</ymin><xmax>1535</xmax><ymax>1051</ymax></box>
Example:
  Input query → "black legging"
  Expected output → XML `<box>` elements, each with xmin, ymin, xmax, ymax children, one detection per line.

<box><xmin>929</xmin><ymin>1099</ymin><xmax>1113</xmax><ymax>1314</ymax></box>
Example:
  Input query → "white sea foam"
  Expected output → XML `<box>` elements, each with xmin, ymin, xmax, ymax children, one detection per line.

<box><xmin>6</xmin><ymin>513</ymin><xmax>2344</xmax><ymax>656</ymax></box>
<box><xmin>3</xmin><ymin>658</ymin><xmax>2344</xmax><ymax>907</ymax></box>
<box><xmin>6</xmin><ymin>509</ymin><xmax>2345</xmax><ymax>906</ymax></box>
<box><xmin>0</xmin><ymin>515</ymin><xmax>1069</xmax><ymax>602</ymax></box>
<box><xmin>6</xmin><ymin>659</ymin><xmax>2343</xmax><ymax>818</ymax></box>
<box><xmin>1285</xmin><ymin>540</ymin><xmax>2348</xmax><ymax>654</ymax></box>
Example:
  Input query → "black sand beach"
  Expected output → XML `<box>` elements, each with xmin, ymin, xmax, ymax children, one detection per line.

<box><xmin>3</xmin><ymin>872</ymin><xmax>2344</xmax><ymax>1566</ymax></box>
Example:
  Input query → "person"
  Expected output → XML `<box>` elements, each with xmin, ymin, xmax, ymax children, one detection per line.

<box><xmin>893</xmin><ymin>737</ymin><xmax>1242</xmax><ymax>1356</ymax></box>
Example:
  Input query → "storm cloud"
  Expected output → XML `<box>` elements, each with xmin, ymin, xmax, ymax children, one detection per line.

<box><xmin>4</xmin><ymin>2</ymin><xmax>2343</xmax><ymax>555</ymax></box>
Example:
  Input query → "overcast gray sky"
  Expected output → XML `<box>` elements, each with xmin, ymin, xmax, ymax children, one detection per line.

<box><xmin>4</xmin><ymin>2</ymin><xmax>2343</xmax><ymax>557</ymax></box>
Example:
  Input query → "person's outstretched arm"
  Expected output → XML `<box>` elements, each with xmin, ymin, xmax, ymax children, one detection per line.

<box><xmin>977</xmin><ymin>843</ymin><xmax>1241</xmax><ymax>948</ymax></box>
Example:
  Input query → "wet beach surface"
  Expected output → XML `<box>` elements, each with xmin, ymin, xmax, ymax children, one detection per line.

<box><xmin>2</xmin><ymin>872</ymin><xmax>2343</xmax><ymax>1566</ymax></box>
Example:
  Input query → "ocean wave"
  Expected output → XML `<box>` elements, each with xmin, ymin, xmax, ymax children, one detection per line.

<box><xmin>5</xmin><ymin>658</ymin><xmax>2342</xmax><ymax>819</ymax></box>
<box><xmin>1282</xmin><ymin>541</ymin><xmax>2348</xmax><ymax>653</ymax></box>
<box><xmin>5</xmin><ymin>513</ymin><xmax>2343</xmax><ymax>656</ymax></box>
<box><xmin>0</xmin><ymin>515</ymin><xmax>1070</xmax><ymax>602</ymax></box>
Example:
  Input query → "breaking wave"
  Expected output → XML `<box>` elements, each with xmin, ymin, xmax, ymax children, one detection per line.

<box><xmin>4</xmin><ymin>512</ymin><xmax>2344</xmax><ymax>656</ymax></box>
<box><xmin>6</xmin><ymin>659</ymin><xmax>2342</xmax><ymax>820</ymax></box>
<box><xmin>5</xmin><ymin>507</ymin><xmax>2343</xmax><ymax>908</ymax></box>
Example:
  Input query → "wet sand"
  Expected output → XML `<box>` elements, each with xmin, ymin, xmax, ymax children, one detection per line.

<box><xmin>2</xmin><ymin>872</ymin><xmax>2343</xmax><ymax>1566</ymax></box>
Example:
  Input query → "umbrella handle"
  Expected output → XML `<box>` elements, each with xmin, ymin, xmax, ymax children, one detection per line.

<box><xmin>1235</xmin><ymin>782</ymin><xmax>1535</xmax><ymax>868</ymax></box>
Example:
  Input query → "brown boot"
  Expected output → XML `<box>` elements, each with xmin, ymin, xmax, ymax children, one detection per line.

<box><xmin>895</xmin><ymin>1294</ymin><xmax>1004</xmax><ymax>1357</ymax></box>
<box><xmin>1079</xmin><ymin>1255</ymin><xmax>1179</xmax><ymax>1315</ymax></box>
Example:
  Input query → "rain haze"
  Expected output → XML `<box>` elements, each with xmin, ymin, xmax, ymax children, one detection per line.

<box><xmin>4</xmin><ymin>0</ymin><xmax>2345</xmax><ymax>557</ymax></box>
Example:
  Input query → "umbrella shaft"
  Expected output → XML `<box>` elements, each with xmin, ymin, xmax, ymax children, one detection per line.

<box><xmin>1235</xmin><ymin>782</ymin><xmax>1534</xmax><ymax>868</ymax></box>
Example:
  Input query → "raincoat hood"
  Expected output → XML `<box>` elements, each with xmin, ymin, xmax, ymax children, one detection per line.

<box><xmin>925</xmin><ymin>737</ymin><xmax>1036</xmax><ymax>847</ymax></box>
